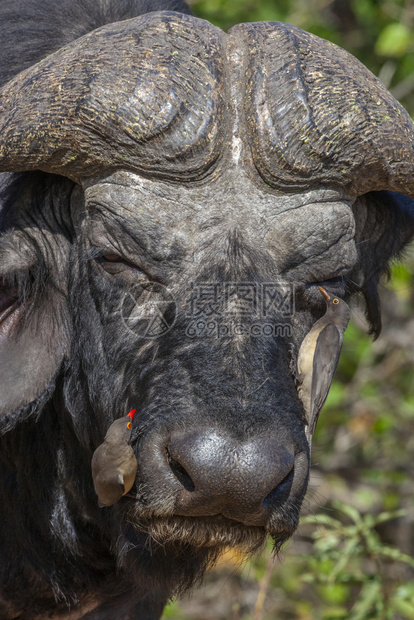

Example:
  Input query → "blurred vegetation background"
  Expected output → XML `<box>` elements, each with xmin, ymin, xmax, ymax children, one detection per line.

<box><xmin>163</xmin><ymin>1</ymin><xmax>414</xmax><ymax>618</ymax></box>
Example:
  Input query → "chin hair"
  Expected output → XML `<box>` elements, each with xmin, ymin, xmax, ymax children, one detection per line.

<box><xmin>133</xmin><ymin>514</ymin><xmax>268</xmax><ymax>553</ymax></box>
<box><xmin>115</xmin><ymin>507</ymin><xmax>295</xmax><ymax>591</ymax></box>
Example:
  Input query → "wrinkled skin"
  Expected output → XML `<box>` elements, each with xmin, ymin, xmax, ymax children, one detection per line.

<box><xmin>1</xmin><ymin>1</ymin><xmax>414</xmax><ymax>619</ymax></box>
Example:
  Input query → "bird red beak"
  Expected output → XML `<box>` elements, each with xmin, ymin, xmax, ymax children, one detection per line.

<box><xmin>127</xmin><ymin>409</ymin><xmax>136</xmax><ymax>421</ymax></box>
<box><xmin>318</xmin><ymin>286</ymin><xmax>331</xmax><ymax>301</ymax></box>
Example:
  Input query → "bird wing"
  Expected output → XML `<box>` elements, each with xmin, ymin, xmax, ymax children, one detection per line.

<box><xmin>308</xmin><ymin>323</ymin><xmax>342</xmax><ymax>437</ymax></box>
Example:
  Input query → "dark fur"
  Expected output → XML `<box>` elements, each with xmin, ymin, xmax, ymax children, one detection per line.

<box><xmin>1</xmin><ymin>2</ymin><xmax>414</xmax><ymax>619</ymax></box>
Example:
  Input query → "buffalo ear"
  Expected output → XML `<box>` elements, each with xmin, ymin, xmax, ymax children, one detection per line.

<box><xmin>0</xmin><ymin>172</ymin><xmax>75</xmax><ymax>430</ymax></box>
<box><xmin>350</xmin><ymin>191</ymin><xmax>414</xmax><ymax>338</ymax></box>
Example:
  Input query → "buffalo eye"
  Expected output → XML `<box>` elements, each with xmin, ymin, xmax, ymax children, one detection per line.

<box><xmin>94</xmin><ymin>250</ymin><xmax>147</xmax><ymax>279</ymax></box>
<box><xmin>101</xmin><ymin>252</ymin><xmax>122</xmax><ymax>262</ymax></box>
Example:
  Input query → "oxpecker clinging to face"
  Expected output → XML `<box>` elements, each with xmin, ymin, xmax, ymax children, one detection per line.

<box><xmin>297</xmin><ymin>287</ymin><xmax>351</xmax><ymax>449</ymax></box>
<box><xmin>92</xmin><ymin>409</ymin><xmax>137</xmax><ymax>507</ymax></box>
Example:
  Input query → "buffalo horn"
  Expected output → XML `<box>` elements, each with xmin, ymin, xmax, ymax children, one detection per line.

<box><xmin>237</xmin><ymin>21</ymin><xmax>414</xmax><ymax>199</ymax></box>
<box><xmin>0</xmin><ymin>12</ymin><xmax>224</xmax><ymax>184</ymax></box>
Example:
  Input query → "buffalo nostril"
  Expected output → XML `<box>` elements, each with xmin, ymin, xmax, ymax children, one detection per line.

<box><xmin>263</xmin><ymin>466</ymin><xmax>295</xmax><ymax>509</ymax></box>
<box><xmin>168</xmin><ymin>457</ymin><xmax>196</xmax><ymax>492</ymax></box>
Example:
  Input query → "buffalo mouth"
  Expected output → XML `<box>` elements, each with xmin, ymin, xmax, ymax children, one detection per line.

<box><xmin>124</xmin><ymin>510</ymin><xmax>296</xmax><ymax>556</ymax></box>
<box><xmin>116</xmin><ymin>511</ymin><xmax>290</xmax><ymax>596</ymax></box>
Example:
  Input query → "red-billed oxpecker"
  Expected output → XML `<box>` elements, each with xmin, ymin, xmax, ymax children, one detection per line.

<box><xmin>297</xmin><ymin>287</ymin><xmax>350</xmax><ymax>449</ymax></box>
<box><xmin>91</xmin><ymin>409</ymin><xmax>137</xmax><ymax>507</ymax></box>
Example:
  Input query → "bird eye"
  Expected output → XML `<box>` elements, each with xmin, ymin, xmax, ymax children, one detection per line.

<box><xmin>127</xmin><ymin>421</ymin><xmax>131</xmax><ymax>429</ymax></box>
<box><xmin>333</xmin><ymin>298</ymin><xmax>340</xmax><ymax>304</ymax></box>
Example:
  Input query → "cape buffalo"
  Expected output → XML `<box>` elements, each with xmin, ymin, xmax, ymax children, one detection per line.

<box><xmin>1</xmin><ymin>1</ymin><xmax>414</xmax><ymax>618</ymax></box>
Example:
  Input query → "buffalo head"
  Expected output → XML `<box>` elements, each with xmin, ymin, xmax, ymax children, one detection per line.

<box><xmin>0</xmin><ymin>8</ymin><xmax>413</xmax><ymax>617</ymax></box>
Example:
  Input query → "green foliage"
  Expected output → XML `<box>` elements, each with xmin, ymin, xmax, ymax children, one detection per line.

<box><xmin>299</xmin><ymin>503</ymin><xmax>414</xmax><ymax>619</ymax></box>
<box><xmin>375</xmin><ymin>23</ymin><xmax>412</xmax><ymax>58</ymax></box>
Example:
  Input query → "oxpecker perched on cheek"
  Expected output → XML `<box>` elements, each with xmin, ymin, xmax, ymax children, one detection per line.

<box><xmin>297</xmin><ymin>287</ymin><xmax>351</xmax><ymax>449</ymax></box>
<box><xmin>91</xmin><ymin>409</ymin><xmax>137</xmax><ymax>507</ymax></box>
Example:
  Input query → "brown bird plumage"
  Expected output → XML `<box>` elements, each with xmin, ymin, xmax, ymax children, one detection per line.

<box><xmin>297</xmin><ymin>287</ymin><xmax>350</xmax><ymax>448</ymax></box>
<box><xmin>91</xmin><ymin>409</ymin><xmax>137</xmax><ymax>507</ymax></box>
